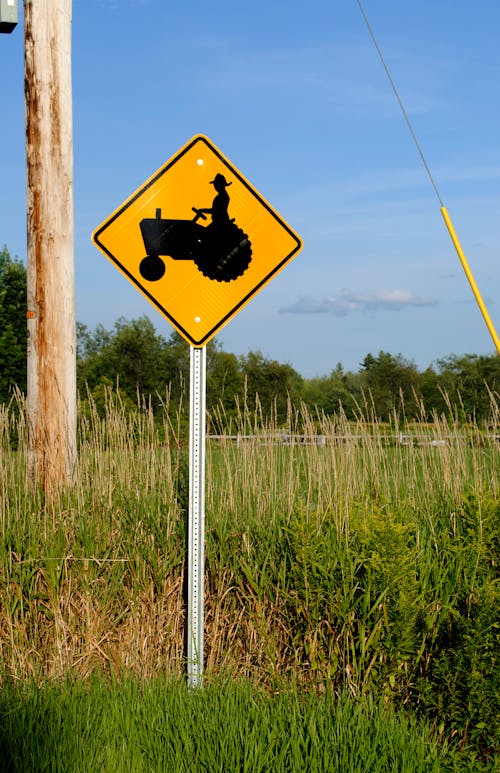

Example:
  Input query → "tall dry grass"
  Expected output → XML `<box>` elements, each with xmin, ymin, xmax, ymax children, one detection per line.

<box><xmin>0</xmin><ymin>388</ymin><xmax>498</xmax><ymax>759</ymax></box>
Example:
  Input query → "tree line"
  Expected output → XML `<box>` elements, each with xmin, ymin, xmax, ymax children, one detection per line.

<box><xmin>1</xmin><ymin>246</ymin><xmax>499</xmax><ymax>422</ymax></box>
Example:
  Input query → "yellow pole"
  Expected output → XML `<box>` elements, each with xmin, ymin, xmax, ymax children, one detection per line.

<box><xmin>440</xmin><ymin>206</ymin><xmax>500</xmax><ymax>355</ymax></box>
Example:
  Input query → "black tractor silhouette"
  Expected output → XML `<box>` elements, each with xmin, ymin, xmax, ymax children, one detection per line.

<box><xmin>139</xmin><ymin>208</ymin><xmax>252</xmax><ymax>283</ymax></box>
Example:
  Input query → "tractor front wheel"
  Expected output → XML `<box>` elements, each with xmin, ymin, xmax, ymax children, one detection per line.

<box><xmin>139</xmin><ymin>254</ymin><xmax>166</xmax><ymax>282</ymax></box>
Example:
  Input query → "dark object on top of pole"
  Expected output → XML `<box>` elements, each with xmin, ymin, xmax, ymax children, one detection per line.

<box><xmin>0</xmin><ymin>0</ymin><xmax>18</xmax><ymax>33</ymax></box>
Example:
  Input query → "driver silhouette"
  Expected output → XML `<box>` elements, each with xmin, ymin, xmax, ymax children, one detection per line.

<box><xmin>198</xmin><ymin>173</ymin><xmax>232</xmax><ymax>225</ymax></box>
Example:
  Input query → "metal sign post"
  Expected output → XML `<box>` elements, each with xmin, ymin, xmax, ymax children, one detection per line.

<box><xmin>91</xmin><ymin>135</ymin><xmax>302</xmax><ymax>687</ymax></box>
<box><xmin>187</xmin><ymin>345</ymin><xmax>206</xmax><ymax>688</ymax></box>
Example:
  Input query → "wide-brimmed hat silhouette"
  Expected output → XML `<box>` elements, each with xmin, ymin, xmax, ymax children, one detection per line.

<box><xmin>210</xmin><ymin>173</ymin><xmax>232</xmax><ymax>187</ymax></box>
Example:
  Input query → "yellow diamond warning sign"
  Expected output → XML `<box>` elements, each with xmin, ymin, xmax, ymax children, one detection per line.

<box><xmin>92</xmin><ymin>135</ymin><xmax>303</xmax><ymax>346</ymax></box>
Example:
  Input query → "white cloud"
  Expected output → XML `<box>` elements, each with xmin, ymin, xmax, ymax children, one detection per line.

<box><xmin>279</xmin><ymin>288</ymin><xmax>438</xmax><ymax>317</ymax></box>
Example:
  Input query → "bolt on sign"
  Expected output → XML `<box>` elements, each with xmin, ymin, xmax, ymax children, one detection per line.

<box><xmin>92</xmin><ymin>135</ymin><xmax>303</xmax><ymax>346</ymax></box>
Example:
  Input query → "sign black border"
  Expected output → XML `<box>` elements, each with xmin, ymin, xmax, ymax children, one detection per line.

<box><xmin>93</xmin><ymin>135</ymin><xmax>302</xmax><ymax>347</ymax></box>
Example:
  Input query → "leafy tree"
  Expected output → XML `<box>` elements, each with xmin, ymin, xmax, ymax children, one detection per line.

<box><xmin>434</xmin><ymin>353</ymin><xmax>500</xmax><ymax>420</ymax></box>
<box><xmin>0</xmin><ymin>246</ymin><xmax>27</xmax><ymax>402</ymax></box>
<box><xmin>109</xmin><ymin>317</ymin><xmax>171</xmax><ymax>396</ymax></box>
<box><xmin>206</xmin><ymin>343</ymin><xmax>242</xmax><ymax>424</ymax></box>
<box><xmin>360</xmin><ymin>351</ymin><xmax>421</xmax><ymax>420</ymax></box>
<box><xmin>160</xmin><ymin>330</ymin><xmax>190</xmax><ymax>407</ymax></box>
<box><xmin>302</xmin><ymin>363</ymin><xmax>359</xmax><ymax>419</ymax></box>
<box><xmin>77</xmin><ymin>318</ymin><xmax>190</xmax><ymax>408</ymax></box>
<box><xmin>239</xmin><ymin>350</ymin><xmax>303</xmax><ymax>423</ymax></box>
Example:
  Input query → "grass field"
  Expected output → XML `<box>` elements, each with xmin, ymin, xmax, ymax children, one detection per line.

<box><xmin>0</xmin><ymin>391</ymin><xmax>498</xmax><ymax>770</ymax></box>
<box><xmin>0</xmin><ymin>678</ymin><xmax>458</xmax><ymax>772</ymax></box>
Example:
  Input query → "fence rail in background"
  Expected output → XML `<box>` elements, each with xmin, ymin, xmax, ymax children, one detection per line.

<box><xmin>208</xmin><ymin>432</ymin><xmax>500</xmax><ymax>447</ymax></box>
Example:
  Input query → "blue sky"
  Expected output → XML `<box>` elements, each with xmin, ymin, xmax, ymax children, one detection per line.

<box><xmin>1</xmin><ymin>0</ymin><xmax>499</xmax><ymax>376</ymax></box>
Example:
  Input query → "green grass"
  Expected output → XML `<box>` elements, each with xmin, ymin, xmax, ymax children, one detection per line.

<box><xmin>0</xmin><ymin>677</ymin><xmax>461</xmax><ymax>773</ymax></box>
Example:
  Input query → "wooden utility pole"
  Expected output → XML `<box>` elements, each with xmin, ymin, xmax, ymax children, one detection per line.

<box><xmin>25</xmin><ymin>0</ymin><xmax>77</xmax><ymax>490</ymax></box>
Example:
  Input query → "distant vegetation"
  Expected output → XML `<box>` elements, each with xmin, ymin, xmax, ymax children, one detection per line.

<box><xmin>0</xmin><ymin>246</ymin><xmax>26</xmax><ymax>402</ymax></box>
<box><xmin>1</xmin><ymin>246</ymin><xmax>499</xmax><ymax>425</ymax></box>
